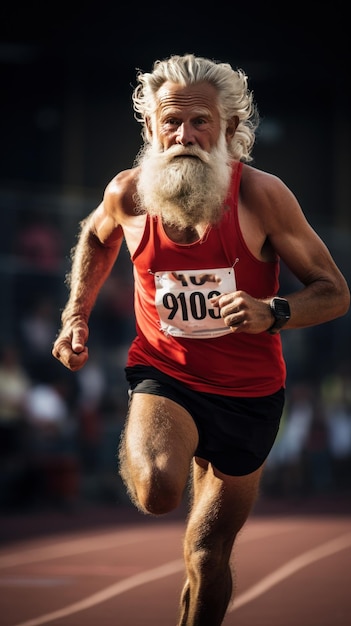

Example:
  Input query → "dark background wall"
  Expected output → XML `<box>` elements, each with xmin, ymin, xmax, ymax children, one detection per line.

<box><xmin>1</xmin><ymin>1</ymin><xmax>350</xmax><ymax>215</ymax></box>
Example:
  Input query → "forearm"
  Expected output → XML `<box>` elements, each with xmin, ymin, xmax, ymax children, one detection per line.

<box><xmin>283</xmin><ymin>275</ymin><xmax>350</xmax><ymax>330</ymax></box>
<box><xmin>61</xmin><ymin>215</ymin><xmax>123</xmax><ymax>326</ymax></box>
<box><xmin>213</xmin><ymin>273</ymin><xmax>349</xmax><ymax>336</ymax></box>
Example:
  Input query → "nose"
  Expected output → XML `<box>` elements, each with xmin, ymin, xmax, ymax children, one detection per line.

<box><xmin>176</xmin><ymin>122</ymin><xmax>194</xmax><ymax>146</ymax></box>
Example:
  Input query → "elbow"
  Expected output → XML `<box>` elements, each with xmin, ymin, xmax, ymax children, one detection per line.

<box><xmin>336</xmin><ymin>280</ymin><xmax>351</xmax><ymax>317</ymax></box>
<box><xmin>342</xmin><ymin>290</ymin><xmax>351</xmax><ymax>316</ymax></box>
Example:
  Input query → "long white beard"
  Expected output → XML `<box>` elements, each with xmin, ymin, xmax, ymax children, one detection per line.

<box><xmin>135</xmin><ymin>134</ymin><xmax>233</xmax><ymax>229</ymax></box>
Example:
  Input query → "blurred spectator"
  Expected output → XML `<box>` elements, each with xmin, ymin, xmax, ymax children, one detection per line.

<box><xmin>15</xmin><ymin>213</ymin><xmax>63</xmax><ymax>271</ymax></box>
<box><xmin>13</xmin><ymin>213</ymin><xmax>64</xmax><ymax>313</ymax></box>
<box><xmin>264</xmin><ymin>375</ymin><xmax>351</xmax><ymax>498</ymax></box>
<box><xmin>303</xmin><ymin>403</ymin><xmax>332</xmax><ymax>493</ymax></box>
<box><xmin>263</xmin><ymin>382</ymin><xmax>315</xmax><ymax>496</ymax></box>
<box><xmin>326</xmin><ymin>406</ymin><xmax>351</xmax><ymax>490</ymax></box>
<box><xmin>76</xmin><ymin>355</ymin><xmax>106</xmax><ymax>475</ymax></box>
<box><xmin>321</xmin><ymin>370</ymin><xmax>351</xmax><ymax>491</ymax></box>
<box><xmin>19</xmin><ymin>295</ymin><xmax>61</xmax><ymax>382</ymax></box>
<box><xmin>23</xmin><ymin>378</ymin><xmax>80</xmax><ymax>508</ymax></box>
<box><xmin>75</xmin><ymin>352</ymin><xmax>131</xmax><ymax>503</ymax></box>
<box><xmin>20</xmin><ymin>297</ymin><xmax>57</xmax><ymax>354</ymax></box>
<box><xmin>0</xmin><ymin>344</ymin><xmax>31</xmax><ymax>508</ymax></box>
<box><xmin>276</xmin><ymin>383</ymin><xmax>315</xmax><ymax>494</ymax></box>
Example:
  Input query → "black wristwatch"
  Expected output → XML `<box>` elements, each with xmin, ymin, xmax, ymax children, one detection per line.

<box><xmin>267</xmin><ymin>297</ymin><xmax>291</xmax><ymax>335</ymax></box>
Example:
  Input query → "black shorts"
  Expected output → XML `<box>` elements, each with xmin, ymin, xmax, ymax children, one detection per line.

<box><xmin>125</xmin><ymin>365</ymin><xmax>285</xmax><ymax>477</ymax></box>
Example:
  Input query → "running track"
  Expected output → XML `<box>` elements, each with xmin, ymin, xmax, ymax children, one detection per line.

<box><xmin>1</xmin><ymin>496</ymin><xmax>350</xmax><ymax>626</ymax></box>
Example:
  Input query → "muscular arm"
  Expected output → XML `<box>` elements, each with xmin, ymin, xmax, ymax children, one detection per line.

<box><xmin>264</xmin><ymin>173</ymin><xmax>350</xmax><ymax>329</ymax></box>
<box><xmin>52</xmin><ymin>177</ymin><xmax>127</xmax><ymax>371</ymax></box>
<box><xmin>214</xmin><ymin>167</ymin><xmax>350</xmax><ymax>334</ymax></box>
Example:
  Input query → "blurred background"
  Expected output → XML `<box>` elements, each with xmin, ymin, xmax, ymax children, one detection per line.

<box><xmin>1</xmin><ymin>1</ymin><xmax>350</xmax><ymax>515</ymax></box>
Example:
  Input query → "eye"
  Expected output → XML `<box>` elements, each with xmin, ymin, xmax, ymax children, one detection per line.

<box><xmin>164</xmin><ymin>117</ymin><xmax>180</xmax><ymax>127</ymax></box>
<box><xmin>194</xmin><ymin>117</ymin><xmax>207</xmax><ymax>126</ymax></box>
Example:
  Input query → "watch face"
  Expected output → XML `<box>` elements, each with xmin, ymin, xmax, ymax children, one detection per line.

<box><xmin>273</xmin><ymin>298</ymin><xmax>290</xmax><ymax>320</ymax></box>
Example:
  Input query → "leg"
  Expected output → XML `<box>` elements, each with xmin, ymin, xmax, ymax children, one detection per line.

<box><xmin>118</xmin><ymin>392</ymin><xmax>199</xmax><ymax>515</ymax></box>
<box><xmin>178</xmin><ymin>458</ymin><xmax>264</xmax><ymax>626</ymax></box>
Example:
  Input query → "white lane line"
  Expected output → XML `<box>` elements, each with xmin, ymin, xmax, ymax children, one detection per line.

<box><xmin>0</xmin><ymin>530</ymin><xmax>153</xmax><ymax>568</ymax></box>
<box><xmin>13</xmin><ymin>559</ymin><xmax>184</xmax><ymax>626</ymax></box>
<box><xmin>229</xmin><ymin>531</ymin><xmax>351</xmax><ymax>612</ymax></box>
<box><xmin>9</xmin><ymin>525</ymin><xmax>350</xmax><ymax>625</ymax></box>
<box><xmin>0</xmin><ymin>521</ymin><xmax>297</xmax><ymax>569</ymax></box>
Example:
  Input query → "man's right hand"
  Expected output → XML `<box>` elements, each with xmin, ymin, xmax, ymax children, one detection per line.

<box><xmin>52</xmin><ymin>319</ymin><xmax>89</xmax><ymax>371</ymax></box>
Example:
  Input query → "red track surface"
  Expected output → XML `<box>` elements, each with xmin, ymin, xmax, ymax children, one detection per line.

<box><xmin>1</xmin><ymin>496</ymin><xmax>350</xmax><ymax>626</ymax></box>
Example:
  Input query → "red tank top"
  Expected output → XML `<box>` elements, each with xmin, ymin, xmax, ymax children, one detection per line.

<box><xmin>126</xmin><ymin>162</ymin><xmax>286</xmax><ymax>396</ymax></box>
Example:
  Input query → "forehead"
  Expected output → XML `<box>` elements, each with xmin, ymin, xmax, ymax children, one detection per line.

<box><xmin>156</xmin><ymin>81</ymin><xmax>220</xmax><ymax>116</ymax></box>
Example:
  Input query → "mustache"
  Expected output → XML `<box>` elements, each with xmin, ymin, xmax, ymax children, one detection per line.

<box><xmin>156</xmin><ymin>144</ymin><xmax>211</xmax><ymax>165</ymax></box>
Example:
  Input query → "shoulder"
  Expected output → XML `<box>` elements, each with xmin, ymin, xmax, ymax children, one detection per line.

<box><xmin>103</xmin><ymin>167</ymin><xmax>140</xmax><ymax>216</ymax></box>
<box><xmin>90</xmin><ymin>168</ymin><xmax>140</xmax><ymax>245</ymax></box>
<box><xmin>240</xmin><ymin>163</ymin><xmax>303</xmax><ymax>230</ymax></box>
<box><xmin>240</xmin><ymin>163</ymin><xmax>291</xmax><ymax>203</ymax></box>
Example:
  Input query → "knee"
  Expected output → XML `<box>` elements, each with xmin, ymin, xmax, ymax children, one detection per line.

<box><xmin>119</xmin><ymin>434</ymin><xmax>188</xmax><ymax>515</ymax></box>
<box><xmin>137</xmin><ymin>464</ymin><xmax>184</xmax><ymax>515</ymax></box>
<box><xmin>120</xmin><ymin>452</ymin><xmax>185</xmax><ymax>515</ymax></box>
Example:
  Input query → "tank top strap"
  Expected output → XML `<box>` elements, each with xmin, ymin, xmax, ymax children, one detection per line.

<box><xmin>230</xmin><ymin>161</ymin><xmax>243</xmax><ymax>205</ymax></box>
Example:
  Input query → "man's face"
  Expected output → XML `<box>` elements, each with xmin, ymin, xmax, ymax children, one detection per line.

<box><xmin>151</xmin><ymin>81</ymin><xmax>222</xmax><ymax>154</ymax></box>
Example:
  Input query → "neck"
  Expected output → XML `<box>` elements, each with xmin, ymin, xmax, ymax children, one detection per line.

<box><xmin>163</xmin><ymin>223</ymin><xmax>209</xmax><ymax>244</ymax></box>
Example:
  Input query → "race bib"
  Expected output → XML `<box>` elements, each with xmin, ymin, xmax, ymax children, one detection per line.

<box><xmin>153</xmin><ymin>266</ymin><xmax>236</xmax><ymax>338</ymax></box>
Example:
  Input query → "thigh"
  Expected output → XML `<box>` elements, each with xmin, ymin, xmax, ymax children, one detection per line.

<box><xmin>124</xmin><ymin>392</ymin><xmax>199</xmax><ymax>487</ymax></box>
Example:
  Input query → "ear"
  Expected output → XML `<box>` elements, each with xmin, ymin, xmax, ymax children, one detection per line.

<box><xmin>225</xmin><ymin>116</ymin><xmax>239</xmax><ymax>142</ymax></box>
